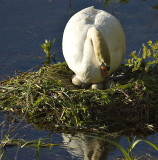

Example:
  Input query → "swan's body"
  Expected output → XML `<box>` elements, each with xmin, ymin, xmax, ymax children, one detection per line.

<box><xmin>62</xmin><ymin>6</ymin><xmax>126</xmax><ymax>89</ymax></box>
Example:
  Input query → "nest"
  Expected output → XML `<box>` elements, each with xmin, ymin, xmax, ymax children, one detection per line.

<box><xmin>0</xmin><ymin>60</ymin><xmax>158</xmax><ymax>135</ymax></box>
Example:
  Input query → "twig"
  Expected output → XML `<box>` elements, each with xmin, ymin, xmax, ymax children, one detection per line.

<box><xmin>117</xmin><ymin>88</ymin><xmax>132</xmax><ymax>102</ymax></box>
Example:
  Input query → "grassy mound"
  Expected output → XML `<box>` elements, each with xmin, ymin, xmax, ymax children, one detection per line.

<box><xmin>0</xmin><ymin>41</ymin><xmax>158</xmax><ymax>134</ymax></box>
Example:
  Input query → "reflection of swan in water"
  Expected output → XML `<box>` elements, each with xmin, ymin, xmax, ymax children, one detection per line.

<box><xmin>62</xmin><ymin>133</ymin><xmax>120</xmax><ymax>160</ymax></box>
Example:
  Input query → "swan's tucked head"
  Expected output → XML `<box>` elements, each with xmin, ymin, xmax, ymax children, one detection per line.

<box><xmin>70</xmin><ymin>27</ymin><xmax>111</xmax><ymax>86</ymax></box>
<box><xmin>86</xmin><ymin>27</ymin><xmax>111</xmax><ymax>81</ymax></box>
<box><xmin>100</xmin><ymin>61</ymin><xmax>110</xmax><ymax>79</ymax></box>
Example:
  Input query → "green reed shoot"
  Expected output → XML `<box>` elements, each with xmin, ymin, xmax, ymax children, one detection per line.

<box><xmin>41</xmin><ymin>38</ymin><xmax>55</xmax><ymax>64</ymax></box>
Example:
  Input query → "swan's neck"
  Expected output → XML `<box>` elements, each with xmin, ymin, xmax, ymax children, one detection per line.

<box><xmin>77</xmin><ymin>36</ymin><xmax>100</xmax><ymax>83</ymax></box>
<box><xmin>77</xmin><ymin>27</ymin><xmax>110</xmax><ymax>83</ymax></box>
<box><xmin>82</xmin><ymin>37</ymin><xmax>97</xmax><ymax>67</ymax></box>
<box><xmin>87</xmin><ymin>27</ymin><xmax>111</xmax><ymax>67</ymax></box>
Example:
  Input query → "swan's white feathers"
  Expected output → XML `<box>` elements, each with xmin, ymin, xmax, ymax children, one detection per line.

<box><xmin>62</xmin><ymin>6</ymin><xmax>126</xmax><ymax>86</ymax></box>
<box><xmin>87</xmin><ymin>27</ymin><xmax>110</xmax><ymax>66</ymax></box>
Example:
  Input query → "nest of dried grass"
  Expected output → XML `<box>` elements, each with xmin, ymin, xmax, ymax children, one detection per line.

<box><xmin>0</xmin><ymin>41</ymin><xmax>158</xmax><ymax>134</ymax></box>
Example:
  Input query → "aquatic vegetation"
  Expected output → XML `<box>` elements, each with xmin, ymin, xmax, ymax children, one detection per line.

<box><xmin>126</xmin><ymin>41</ymin><xmax>158</xmax><ymax>72</ymax></box>
<box><xmin>0</xmin><ymin>136</ymin><xmax>59</xmax><ymax>160</ymax></box>
<box><xmin>0</xmin><ymin>119</ymin><xmax>59</xmax><ymax>160</ymax></box>
<box><xmin>86</xmin><ymin>135</ymin><xmax>158</xmax><ymax>160</ymax></box>
<box><xmin>41</xmin><ymin>38</ymin><xmax>56</xmax><ymax>64</ymax></box>
<box><xmin>0</xmin><ymin>41</ymin><xmax>158</xmax><ymax>134</ymax></box>
<box><xmin>120</xmin><ymin>137</ymin><xmax>158</xmax><ymax>160</ymax></box>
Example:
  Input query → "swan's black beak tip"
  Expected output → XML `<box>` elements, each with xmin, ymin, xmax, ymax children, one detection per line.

<box><xmin>101</xmin><ymin>62</ymin><xmax>110</xmax><ymax>71</ymax></box>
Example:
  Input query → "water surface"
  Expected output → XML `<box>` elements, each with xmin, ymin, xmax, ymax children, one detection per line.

<box><xmin>0</xmin><ymin>0</ymin><xmax>157</xmax><ymax>78</ymax></box>
<box><xmin>1</xmin><ymin>112</ymin><xmax>158</xmax><ymax>160</ymax></box>
<box><xmin>0</xmin><ymin>0</ymin><xmax>158</xmax><ymax>159</ymax></box>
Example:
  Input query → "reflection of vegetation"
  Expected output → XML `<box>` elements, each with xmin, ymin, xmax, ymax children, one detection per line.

<box><xmin>152</xmin><ymin>4</ymin><xmax>158</xmax><ymax>10</ymax></box>
<box><xmin>1</xmin><ymin>120</ymin><xmax>157</xmax><ymax>160</ymax></box>
<box><xmin>0</xmin><ymin>41</ymin><xmax>158</xmax><ymax>134</ymax></box>
<box><xmin>104</xmin><ymin>0</ymin><xmax>158</xmax><ymax>13</ymax></box>
<box><xmin>104</xmin><ymin>0</ymin><xmax>129</xmax><ymax>6</ymax></box>
<box><xmin>0</xmin><ymin>119</ymin><xmax>58</xmax><ymax>160</ymax></box>
<box><xmin>69</xmin><ymin>0</ymin><xmax>72</xmax><ymax>14</ymax></box>
<box><xmin>0</xmin><ymin>117</ymin><xmax>22</xmax><ymax>159</ymax></box>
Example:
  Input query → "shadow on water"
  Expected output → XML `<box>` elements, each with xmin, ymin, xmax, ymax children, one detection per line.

<box><xmin>0</xmin><ymin>0</ymin><xmax>158</xmax><ymax>159</ymax></box>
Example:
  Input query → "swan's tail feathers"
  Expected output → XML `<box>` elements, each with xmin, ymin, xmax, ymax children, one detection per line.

<box><xmin>87</xmin><ymin>27</ymin><xmax>110</xmax><ymax>67</ymax></box>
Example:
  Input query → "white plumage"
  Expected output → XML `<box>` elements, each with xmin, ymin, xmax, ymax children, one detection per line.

<box><xmin>62</xmin><ymin>6</ymin><xmax>126</xmax><ymax>89</ymax></box>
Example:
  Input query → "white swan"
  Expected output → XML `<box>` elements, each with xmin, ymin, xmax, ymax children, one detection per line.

<box><xmin>62</xmin><ymin>6</ymin><xmax>126</xmax><ymax>89</ymax></box>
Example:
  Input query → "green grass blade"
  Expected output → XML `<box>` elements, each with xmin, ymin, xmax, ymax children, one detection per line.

<box><xmin>51</xmin><ymin>38</ymin><xmax>55</xmax><ymax>46</ymax></box>
<box><xmin>130</xmin><ymin>139</ymin><xmax>158</xmax><ymax>153</ymax></box>
<box><xmin>143</xmin><ymin>140</ymin><xmax>158</xmax><ymax>151</ymax></box>
<box><xmin>37</xmin><ymin>139</ymin><xmax>41</xmax><ymax>152</ymax></box>
<box><xmin>130</xmin><ymin>139</ymin><xmax>142</xmax><ymax>152</ymax></box>
<box><xmin>105</xmin><ymin>139</ymin><xmax>131</xmax><ymax>160</ymax></box>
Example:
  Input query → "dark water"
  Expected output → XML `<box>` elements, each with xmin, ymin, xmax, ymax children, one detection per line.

<box><xmin>0</xmin><ymin>0</ymin><xmax>158</xmax><ymax>159</ymax></box>
<box><xmin>1</xmin><ymin>112</ymin><xmax>158</xmax><ymax>160</ymax></box>
<box><xmin>0</xmin><ymin>0</ymin><xmax>158</xmax><ymax>78</ymax></box>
